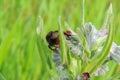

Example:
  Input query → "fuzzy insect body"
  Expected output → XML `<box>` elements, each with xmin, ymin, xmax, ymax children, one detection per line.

<box><xmin>46</xmin><ymin>31</ymin><xmax>60</xmax><ymax>51</ymax></box>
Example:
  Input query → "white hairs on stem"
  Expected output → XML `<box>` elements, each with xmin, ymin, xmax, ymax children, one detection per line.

<box><xmin>36</xmin><ymin>16</ymin><xmax>43</xmax><ymax>35</ymax></box>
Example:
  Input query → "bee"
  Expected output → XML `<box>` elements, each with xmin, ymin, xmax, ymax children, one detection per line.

<box><xmin>46</xmin><ymin>31</ymin><xmax>60</xmax><ymax>51</ymax></box>
<box><xmin>46</xmin><ymin>30</ymin><xmax>72</xmax><ymax>51</ymax></box>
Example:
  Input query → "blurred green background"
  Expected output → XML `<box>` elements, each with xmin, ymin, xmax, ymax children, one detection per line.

<box><xmin>0</xmin><ymin>0</ymin><xmax>120</xmax><ymax>80</ymax></box>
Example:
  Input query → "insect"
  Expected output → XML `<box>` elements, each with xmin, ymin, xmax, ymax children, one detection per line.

<box><xmin>46</xmin><ymin>31</ymin><xmax>60</xmax><ymax>51</ymax></box>
<box><xmin>46</xmin><ymin>30</ymin><xmax>72</xmax><ymax>51</ymax></box>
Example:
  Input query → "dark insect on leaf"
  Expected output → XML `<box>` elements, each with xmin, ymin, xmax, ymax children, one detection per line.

<box><xmin>46</xmin><ymin>31</ymin><xmax>60</xmax><ymax>51</ymax></box>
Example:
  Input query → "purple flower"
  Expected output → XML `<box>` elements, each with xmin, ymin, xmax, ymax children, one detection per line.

<box><xmin>109</xmin><ymin>43</ymin><xmax>120</xmax><ymax>64</ymax></box>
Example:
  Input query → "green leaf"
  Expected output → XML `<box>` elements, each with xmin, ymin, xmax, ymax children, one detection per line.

<box><xmin>58</xmin><ymin>17</ymin><xmax>71</xmax><ymax>66</ymax></box>
<box><xmin>36</xmin><ymin>17</ymin><xmax>56</xmax><ymax>79</ymax></box>
<box><xmin>76</xmin><ymin>28</ymin><xmax>91</xmax><ymax>58</ymax></box>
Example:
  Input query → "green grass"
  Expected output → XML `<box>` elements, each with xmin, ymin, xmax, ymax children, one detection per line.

<box><xmin>0</xmin><ymin>0</ymin><xmax>120</xmax><ymax>80</ymax></box>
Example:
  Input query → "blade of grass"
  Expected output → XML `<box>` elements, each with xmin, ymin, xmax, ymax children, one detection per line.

<box><xmin>0</xmin><ymin>73</ymin><xmax>6</xmax><ymax>80</ymax></box>
<box><xmin>58</xmin><ymin>16</ymin><xmax>67</xmax><ymax>64</ymax></box>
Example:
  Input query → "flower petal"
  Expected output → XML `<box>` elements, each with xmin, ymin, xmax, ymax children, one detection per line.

<box><xmin>53</xmin><ymin>51</ymin><xmax>61</xmax><ymax>67</ymax></box>
<box><xmin>94</xmin><ymin>64</ymin><xmax>109</xmax><ymax>76</ymax></box>
<box><xmin>84</xmin><ymin>23</ymin><xmax>108</xmax><ymax>47</ymax></box>
<box><xmin>109</xmin><ymin>43</ymin><xmax>120</xmax><ymax>64</ymax></box>
<box><xmin>65</xmin><ymin>35</ymin><xmax>83</xmax><ymax>56</ymax></box>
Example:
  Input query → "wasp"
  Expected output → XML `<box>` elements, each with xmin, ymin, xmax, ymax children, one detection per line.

<box><xmin>46</xmin><ymin>30</ymin><xmax>72</xmax><ymax>51</ymax></box>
